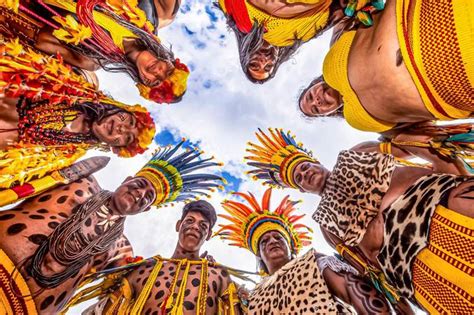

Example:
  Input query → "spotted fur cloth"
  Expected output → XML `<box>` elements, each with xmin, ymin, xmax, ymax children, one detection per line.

<box><xmin>313</xmin><ymin>150</ymin><xmax>396</xmax><ymax>246</ymax></box>
<box><xmin>248</xmin><ymin>249</ymin><xmax>355</xmax><ymax>314</ymax></box>
<box><xmin>377</xmin><ymin>174</ymin><xmax>466</xmax><ymax>299</ymax></box>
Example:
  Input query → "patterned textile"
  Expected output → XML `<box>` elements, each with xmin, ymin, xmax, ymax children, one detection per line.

<box><xmin>248</xmin><ymin>249</ymin><xmax>354</xmax><ymax>314</ymax></box>
<box><xmin>313</xmin><ymin>150</ymin><xmax>396</xmax><ymax>246</ymax></box>
<box><xmin>396</xmin><ymin>0</ymin><xmax>473</xmax><ymax>116</ymax></box>
<box><xmin>0</xmin><ymin>249</ymin><xmax>37</xmax><ymax>315</ymax></box>
<box><xmin>412</xmin><ymin>205</ymin><xmax>474</xmax><ymax>313</ymax></box>
<box><xmin>377</xmin><ymin>174</ymin><xmax>467</xmax><ymax>298</ymax></box>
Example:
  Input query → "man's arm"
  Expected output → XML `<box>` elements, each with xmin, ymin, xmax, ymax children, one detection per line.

<box><xmin>351</xmin><ymin>138</ymin><xmax>469</xmax><ymax>176</ymax></box>
<box><xmin>323</xmin><ymin>269</ymin><xmax>392</xmax><ymax>314</ymax></box>
<box><xmin>155</xmin><ymin>0</ymin><xmax>181</xmax><ymax>29</ymax></box>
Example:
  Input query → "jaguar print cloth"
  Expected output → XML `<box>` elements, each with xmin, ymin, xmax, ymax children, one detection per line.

<box><xmin>313</xmin><ymin>150</ymin><xmax>396</xmax><ymax>246</ymax></box>
<box><xmin>377</xmin><ymin>173</ymin><xmax>466</xmax><ymax>298</ymax></box>
<box><xmin>248</xmin><ymin>249</ymin><xmax>354</xmax><ymax>314</ymax></box>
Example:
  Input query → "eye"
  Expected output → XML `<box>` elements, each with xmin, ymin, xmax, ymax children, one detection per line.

<box><xmin>296</xmin><ymin>174</ymin><xmax>302</xmax><ymax>183</ymax></box>
<box><xmin>311</xmin><ymin>105</ymin><xmax>319</xmax><ymax>115</ymax></box>
<box><xmin>301</xmin><ymin>163</ymin><xmax>309</xmax><ymax>171</ymax></box>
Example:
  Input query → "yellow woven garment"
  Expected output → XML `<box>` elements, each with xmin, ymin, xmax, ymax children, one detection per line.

<box><xmin>396</xmin><ymin>0</ymin><xmax>473</xmax><ymax>117</ymax></box>
<box><xmin>245</xmin><ymin>0</ymin><xmax>331</xmax><ymax>46</ymax></box>
<box><xmin>323</xmin><ymin>31</ymin><xmax>395</xmax><ymax>132</ymax></box>
<box><xmin>412</xmin><ymin>205</ymin><xmax>474</xmax><ymax>313</ymax></box>
<box><xmin>0</xmin><ymin>249</ymin><xmax>38</xmax><ymax>315</ymax></box>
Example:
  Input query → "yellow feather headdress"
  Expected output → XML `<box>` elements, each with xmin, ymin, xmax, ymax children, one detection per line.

<box><xmin>245</xmin><ymin>128</ymin><xmax>318</xmax><ymax>189</ymax></box>
<box><xmin>216</xmin><ymin>188</ymin><xmax>312</xmax><ymax>255</ymax></box>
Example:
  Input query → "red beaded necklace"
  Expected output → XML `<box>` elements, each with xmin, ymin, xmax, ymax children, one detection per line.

<box><xmin>17</xmin><ymin>99</ymin><xmax>96</xmax><ymax>146</ymax></box>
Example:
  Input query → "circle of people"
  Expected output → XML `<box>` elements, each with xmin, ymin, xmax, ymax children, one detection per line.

<box><xmin>0</xmin><ymin>0</ymin><xmax>472</xmax><ymax>314</ymax></box>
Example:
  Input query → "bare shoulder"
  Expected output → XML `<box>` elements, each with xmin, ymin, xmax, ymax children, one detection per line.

<box><xmin>447</xmin><ymin>178</ymin><xmax>474</xmax><ymax>218</ymax></box>
<box><xmin>350</xmin><ymin>141</ymin><xmax>380</xmax><ymax>153</ymax></box>
<box><xmin>10</xmin><ymin>175</ymin><xmax>101</xmax><ymax>215</ymax></box>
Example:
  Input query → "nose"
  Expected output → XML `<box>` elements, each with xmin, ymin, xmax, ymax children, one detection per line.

<box><xmin>302</xmin><ymin>168</ymin><xmax>314</xmax><ymax>182</ymax></box>
<box><xmin>131</xmin><ymin>187</ymin><xmax>142</xmax><ymax>200</ymax></box>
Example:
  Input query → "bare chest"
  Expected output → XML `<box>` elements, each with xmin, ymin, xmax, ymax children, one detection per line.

<box><xmin>131</xmin><ymin>262</ymin><xmax>226</xmax><ymax>315</ymax></box>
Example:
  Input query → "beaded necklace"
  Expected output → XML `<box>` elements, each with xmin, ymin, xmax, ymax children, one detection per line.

<box><xmin>16</xmin><ymin>98</ymin><xmax>95</xmax><ymax>146</ymax></box>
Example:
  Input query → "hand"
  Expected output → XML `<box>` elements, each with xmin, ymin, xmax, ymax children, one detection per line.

<box><xmin>199</xmin><ymin>251</ymin><xmax>216</xmax><ymax>264</ymax></box>
<box><xmin>237</xmin><ymin>284</ymin><xmax>250</xmax><ymax>301</ymax></box>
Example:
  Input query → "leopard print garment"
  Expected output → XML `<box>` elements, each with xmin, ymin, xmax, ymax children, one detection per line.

<box><xmin>313</xmin><ymin>150</ymin><xmax>396</xmax><ymax>246</ymax></box>
<box><xmin>377</xmin><ymin>174</ymin><xmax>466</xmax><ymax>299</ymax></box>
<box><xmin>248</xmin><ymin>249</ymin><xmax>354</xmax><ymax>315</ymax></box>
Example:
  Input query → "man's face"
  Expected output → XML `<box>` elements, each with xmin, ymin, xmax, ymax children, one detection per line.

<box><xmin>176</xmin><ymin>211</ymin><xmax>211</xmax><ymax>252</ymax></box>
<box><xmin>292</xmin><ymin>161</ymin><xmax>330</xmax><ymax>195</ymax></box>
<box><xmin>91</xmin><ymin>111</ymin><xmax>140</xmax><ymax>147</ymax></box>
<box><xmin>258</xmin><ymin>230</ymin><xmax>291</xmax><ymax>270</ymax></box>
<box><xmin>109</xmin><ymin>176</ymin><xmax>157</xmax><ymax>215</ymax></box>
<box><xmin>135</xmin><ymin>50</ymin><xmax>174</xmax><ymax>87</ymax></box>
<box><xmin>299</xmin><ymin>81</ymin><xmax>341</xmax><ymax>117</ymax></box>
<box><xmin>247</xmin><ymin>41</ymin><xmax>279</xmax><ymax>81</ymax></box>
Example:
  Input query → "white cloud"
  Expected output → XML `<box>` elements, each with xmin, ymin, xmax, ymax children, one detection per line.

<box><xmin>67</xmin><ymin>0</ymin><xmax>421</xmax><ymax>312</ymax></box>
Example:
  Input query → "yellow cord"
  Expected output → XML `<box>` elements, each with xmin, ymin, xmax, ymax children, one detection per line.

<box><xmin>170</xmin><ymin>260</ymin><xmax>191</xmax><ymax>315</ymax></box>
<box><xmin>130</xmin><ymin>256</ymin><xmax>163</xmax><ymax>314</ymax></box>
<box><xmin>196</xmin><ymin>259</ymin><xmax>208</xmax><ymax>315</ymax></box>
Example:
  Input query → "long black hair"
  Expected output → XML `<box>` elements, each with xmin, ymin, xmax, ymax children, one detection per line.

<box><xmin>66</xmin><ymin>7</ymin><xmax>175</xmax><ymax>85</ymax></box>
<box><xmin>221</xmin><ymin>11</ymin><xmax>301</xmax><ymax>84</ymax></box>
<box><xmin>218</xmin><ymin>1</ymin><xmax>343</xmax><ymax>84</ymax></box>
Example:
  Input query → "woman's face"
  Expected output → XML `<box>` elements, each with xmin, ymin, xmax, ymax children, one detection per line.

<box><xmin>258</xmin><ymin>230</ymin><xmax>291</xmax><ymax>272</ymax></box>
<box><xmin>91</xmin><ymin>111</ymin><xmax>139</xmax><ymax>147</ymax></box>
<box><xmin>247</xmin><ymin>41</ymin><xmax>279</xmax><ymax>81</ymax></box>
<box><xmin>135</xmin><ymin>50</ymin><xmax>174</xmax><ymax>86</ymax></box>
<box><xmin>299</xmin><ymin>81</ymin><xmax>341</xmax><ymax>117</ymax></box>
<box><xmin>292</xmin><ymin>161</ymin><xmax>329</xmax><ymax>195</ymax></box>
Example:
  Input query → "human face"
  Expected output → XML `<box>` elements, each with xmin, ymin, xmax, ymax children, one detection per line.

<box><xmin>91</xmin><ymin>111</ymin><xmax>139</xmax><ymax>147</ymax></box>
<box><xmin>258</xmin><ymin>231</ymin><xmax>291</xmax><ymax>273</ymax></box>
<box><xmin>247</xmin><ymin>41</ymin><xmax>278</xmax><ymax>81</ymax></box>
<box><xmin>135</xmin><ymin>50</ymin><xmax>174</xmax><ymax>86</ymax></box>
<box><xmin>293</xmin><ymin>161</ymin><xmax>330</xmax><ymax>195</ymax></box>
<box><xmin>176</xmin><ymin>211</ymin><xmax>211</xmax><ymax>252</ymax></box>
<box><xmin>109</xmin><ymin>176</ymin><xmax>156</xmax><ymax>216</ymax></box>
<box><xmin>299</xmin><ymin>81</ymin><xmax>341</xmax><ymax>117</ymax></box>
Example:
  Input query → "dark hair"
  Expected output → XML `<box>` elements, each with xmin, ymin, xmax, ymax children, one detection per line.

<box><xmin>297</xmin><ymin>75</ymin><xmax>344</xmax><ymax>119</ymax></box>
<box><xmin>181</xmin><ymin>200</ymin><xmax>217</xmax><ymax>229</ymax></box>
<box><xmin>67</xmin><ymin>7</ymin><xmax>175</xmax><ymax>85</ymax></box>
<box><xmin>222</xmin><ymin>13</ymin><xmax>301</xmax><ymax>84</ymax></box>
<box><xmin>77</xmin><ymin>102</ymin><xmax>125</xmax><ymax>122</ymax></box>
<box><xmin>218</xmin><ymin>1</ymin><xmax>343</xmax><ymax>84</ymax></box>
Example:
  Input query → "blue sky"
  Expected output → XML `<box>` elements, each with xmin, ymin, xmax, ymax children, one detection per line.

<box><xmin>71</xmin><ymin>0</ymin><xmax>379</xmax><ymax>312</ymax></box>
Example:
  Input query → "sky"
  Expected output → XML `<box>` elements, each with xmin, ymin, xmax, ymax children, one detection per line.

<box><xmin>69</xmin><ymin>0</ymin><xmax>386</xmax><ymax>312</ymax></box>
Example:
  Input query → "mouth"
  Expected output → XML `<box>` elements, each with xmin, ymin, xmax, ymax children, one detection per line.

<box><xmin>108</xmin><ymin>119</ymin><xmax>114</xmax><ymax>136</ymax></box>
<box><xmin>184</xmin><ymin>232</ymin><xmax>200</xmax><ymax>240</ymax></box>
<box><xmin>268</xmin><ymin>244</ymin><xmax>282</xmax><ymax>252</ymax></box>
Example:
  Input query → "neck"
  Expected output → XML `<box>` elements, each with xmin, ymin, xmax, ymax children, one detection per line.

<box><xmin>267</xmin><ymin>257</ymin><xmax>290</xmax><ymax>275</ymax></box>
<box><xmin>171</xmin><ymin>245</ymin><xmax>200</xmax><ymax>260</ymax></box>
<box><xmin>123</xmin><ymin>39</ymin><xmax>140</xmax><ymax>61</ymax></box>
